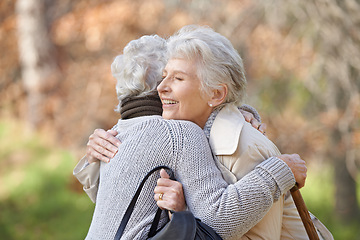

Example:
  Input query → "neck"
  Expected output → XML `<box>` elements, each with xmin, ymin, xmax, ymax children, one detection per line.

<box><xmin>120</xmin><ymin>92</ymin><xmax>163</xmax><ymax>120</ymax></box>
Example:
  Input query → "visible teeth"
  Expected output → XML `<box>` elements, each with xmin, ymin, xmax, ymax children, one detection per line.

<box><xmin>162</xmin><ymin>99</ymin><xmax>178</xmax><ymax>104</ymax></box>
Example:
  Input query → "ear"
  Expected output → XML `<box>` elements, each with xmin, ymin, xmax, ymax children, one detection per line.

<box><xmin>208</xmin><ymin>84</ymin><xmax>228</xmax><ymax>107</ymax></box>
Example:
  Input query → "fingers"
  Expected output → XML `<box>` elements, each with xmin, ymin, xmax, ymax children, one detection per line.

<box><xmin>296</xmin><ymin>160</ymin><xmax>307</xmax><ymax>189</ymax></box>
<box><xmin>278</xmin><ymin>154</ymin><xmax>307</xmax><ymax>189</ymax></box>
<box><xmin>154</xmin><ymin>188</ymin><xmax>168</xmax><ymax>200</ymax></box>
<box><xmin>160</xmin><ymin>169</ymin><xmax>170</xmax><ymax>179</ymax></box>
<box><xmin>87</xmin><ymin>140</ymin><xmax>115</xmax><ymax>163</ymax></box>
<box><xmin>250</xmin><ymin>119</ymin><xmax>266</xmax><ymax>135</ymax></box>
<box><xmin>107</xmin><ymin>129</ymin><xmax>119</xmax><ymax>136</ymax></box>
<box><xmin>92</xmin><ymin>129</ymin><xmax>119</xmax><ymax>150</ymax></box>
<box><xmin>155</xmin><ymin>178</ymin><xmax>182</xmax><ymax>191</ymax></box>
<box><xmin>86</xmin><ymin>145</ymin><xmax>112</xmax><ymax>163</ymax></box>
<box><xmin>257</xmin><ymin>123</ymin><xmax>267</xmax><ymax>135</ymax></box>
<box><xmin>154</xmin><ymin>177</ymin><xmax>186</xmax><ymax>212</ymax></box>
<box><xmin>239</xmin><ymin>110</ymin><xmax>253</xmax><ymax>123</ymax></box>
<box><xmin>106</xmin><ymin>129</ymin><xmax>122</xmax><ymax>147</ymax></box>
<box><xmin>86</xmin><ymin>129</ymin><xmax>120</xmax><ymax>163</ymax></box>
<box><xmin>154</xmin><ymin>190</ymin><xmax>187</xmax><ymax>212</ymax></box>
<box><xmin>250</xmin><ymin>118</ymin><xmax>261</xmax><ymax>130</ymax></box>
<box><xmin>240</xmin><ymin>110</ymin><xmax>267</xmax><ymax>134</ymax></box>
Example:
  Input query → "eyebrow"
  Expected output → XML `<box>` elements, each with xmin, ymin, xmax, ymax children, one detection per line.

<box><xmin>163</xmin><ymin>69</ymin><xmax>191</xmax><ymax>76</ymax></box>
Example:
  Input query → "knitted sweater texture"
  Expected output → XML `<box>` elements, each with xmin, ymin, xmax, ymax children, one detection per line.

<box><xmin>85</xmin><ymin>116</ymin><xmax>294</xmax><ymax>240</ymax></box>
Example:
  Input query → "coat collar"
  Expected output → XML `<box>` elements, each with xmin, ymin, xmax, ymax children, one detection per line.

<box><xmin>209</xmin><ymin>104</ymin><xmax>245</xmax><ymax>155</ymax></box>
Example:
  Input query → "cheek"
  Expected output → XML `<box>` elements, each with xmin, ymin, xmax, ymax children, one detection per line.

<box><xmin>182</xmin><ymin>97</ymin><xmax>206</xmax><ymax>115</ymax></box>
<box><xmin>177</xmin><ymin>84</ymin><xmax>205</xmax><ymax>117</ymax></box>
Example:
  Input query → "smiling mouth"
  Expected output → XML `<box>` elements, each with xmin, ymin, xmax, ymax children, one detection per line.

<box><xmin>162</xmin><ymin>99</ymin><xmax>179</xmax><ymax>105</ymax></box>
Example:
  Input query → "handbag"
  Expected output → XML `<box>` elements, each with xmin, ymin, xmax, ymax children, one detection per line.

<box><xmin>114</xmin><ymin>166</ymin><xmax>223</xmax><ymax>240</ymax></box>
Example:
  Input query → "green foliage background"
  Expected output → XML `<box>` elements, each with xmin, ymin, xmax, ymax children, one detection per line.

<box><xmin>0</xmin><ymin>120</ymin><xmax>94</xmax><ymax>239</ymax></box>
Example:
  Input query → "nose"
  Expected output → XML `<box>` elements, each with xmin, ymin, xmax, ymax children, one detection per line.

<box><xmin>157</xmin><ymin>76</ymin><xmax>170</xmax><ymax>94</ymax></box>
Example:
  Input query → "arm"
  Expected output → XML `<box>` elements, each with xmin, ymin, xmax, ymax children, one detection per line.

<box><xmin>73</xmin><ymin>128</ymin><xmax>120</xmax><ymax>202</ymax></box>
<box><xmin>155</xmin><ymin>154</ymin><xmax>306</xmax><ymax>211</ymax></box>
<box><xmin>74</xmin><ymin>110</ymin><xmax>263</xmax><ymax>202</ymax></box>
<box><xmin>73</xmin><ymin>156</ymin><xmax>100</xmax><ymax>203</ymax></box>
<box><xmin>185</xmin><ymin>156</ymin><xmax>295</xmax><ymax>240</ymax></box>
<box><xmin>167</xmin><ymin>123</ymin><xmax>297</xmax><ymax>240</ymax></box>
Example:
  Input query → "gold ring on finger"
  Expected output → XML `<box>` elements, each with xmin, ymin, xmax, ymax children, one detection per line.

<box><xmin>159</xmin><ymin>193</ymin><xmax>164</xmax><ymax>201</ymax></box>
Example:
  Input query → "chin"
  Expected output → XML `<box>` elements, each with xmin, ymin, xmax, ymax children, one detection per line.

<box><xmin>162</xmin><ymin>112</ymin><xmax>173</xmax><ymax>120</ymax></box>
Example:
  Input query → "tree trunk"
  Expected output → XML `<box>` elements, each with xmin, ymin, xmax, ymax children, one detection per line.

<box><xmin>332</xmin><ymin>128</ymin><xmax>359</xmax><ymax>222</ymax></box>
<box><xmin>16</xmin><ymin>0</ymin><xmax>58</xmax><ymax>128</ymax></box>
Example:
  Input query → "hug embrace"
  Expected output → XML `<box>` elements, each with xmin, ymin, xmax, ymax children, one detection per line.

<box><xmin>74</xmin><ymin>25</ymin><xmax>333</xmax><ymax>240</ymax></box>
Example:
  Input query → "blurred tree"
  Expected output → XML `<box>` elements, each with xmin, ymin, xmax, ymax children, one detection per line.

<box><xmin>16</xmin><ymin>0</ymin><xmax>59</xmax><ymax>128</ymax></box>
<box><xmin>251</xmin><ymin>0</ymin><xmax>360</xmax><ymax>222</ymax></box>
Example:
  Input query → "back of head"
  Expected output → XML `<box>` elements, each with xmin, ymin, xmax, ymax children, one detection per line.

<box><xmin>167</xmin><ymin>25</ymin><xmax>247</xmax><ymax>106</ymax></box>
<box><xmin>112</xmin><ymin>35</ymin><xmax>167</xmax><ymax>112</ymax></box>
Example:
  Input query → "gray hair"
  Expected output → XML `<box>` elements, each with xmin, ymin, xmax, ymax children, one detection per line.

<box><xmin>167</xmin><ymin>25</ymin><xmax>247</xmax><ymax>106</ymax></box>
<box><xmin>112</xmin><ymin>35</ymin><xmax>167</xmax><ymax>112</ymax></box>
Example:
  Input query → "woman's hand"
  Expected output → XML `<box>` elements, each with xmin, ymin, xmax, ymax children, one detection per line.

<box><xmin>239</xmin><ymin>109</ymin><xmax>266</xmax><ymax>135</ymax></box>
<box><xmin>278</xmin><ymin>154</ymin><xmax>307</xmax><ymax>189</ymax></box>
<box><xmin>154</xmin><ymin>169</ymin><xmax>187</xmax><ymax>212</ymax></box>
<box><xmin>86</xmin><ymin>129</ymin><xmax>121</xmax><ymax>163</ymax></box>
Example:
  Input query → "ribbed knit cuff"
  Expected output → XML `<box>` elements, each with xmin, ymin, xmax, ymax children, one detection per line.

<box><xmin>239</xmin><ymin>104</ymin><xmax>261</xmax><ymax>123</ymax></box>
<box><xmin>256</xmin><ymin>157</ymin><xmax>295</xmax><ymax>195</ymax></box>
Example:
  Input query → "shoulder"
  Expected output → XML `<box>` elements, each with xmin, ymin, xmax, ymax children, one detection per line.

<box><xmin>126</xmin><ymin>117</ymin><xmax>207</xmax><ymax>145</ymax></box>
<box><xmin>150</xmin><ymin>119</ymin><xmax>212</xmax><ymax>174</ymax></box>
<box><xmin>161</xmin><ymin>119</ymin><xmax>207</xmax><ymax>142</ymax></box>
<box><xmin>240</xmin><ymin>121</ymin><xmax>281</xmax><ymax>156</ymax></box>
<box><xmin>241</xmin><ymin>121</ymin><xmax>275</xmax><ymax>145</ymax></box>
<box><xmin>157</xmin><ymin>119</ymin><xmax>210</xmax><ymax>158</ymax></box>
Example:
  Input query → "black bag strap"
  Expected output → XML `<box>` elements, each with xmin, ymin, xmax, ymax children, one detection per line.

<box><xmin>148</xmin><ymin>205</ymin><xmax>163</xmax><ymax>237</ymax></box>
<box><xmin>114</xmin><ymin>166</ymin><xmax>174</xmax><ymax>240</ymax></box>
<box><xmin>148</xmin><ymin>167</ymin><xmax>176</xmax><ymax>237</ymax></box>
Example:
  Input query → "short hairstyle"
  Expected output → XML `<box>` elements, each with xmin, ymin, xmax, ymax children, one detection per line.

<box><xmin>112</xmin><ymin>35</ymin><xmax>167</xmax><ymax>112</ymax></box>
<box><xmin>167</xmin><ymin>25</ymin><xmax>247</xmax><ymax>106</ymax></box>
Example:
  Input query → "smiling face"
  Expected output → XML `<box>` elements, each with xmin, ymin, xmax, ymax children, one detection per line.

<box><xmin>157</xmin><ymin>58</ymin><xmax>213</xmax><ymax>128</ymax></box>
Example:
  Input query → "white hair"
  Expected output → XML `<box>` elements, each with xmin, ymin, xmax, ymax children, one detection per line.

<box><xmin>112</xmin><ymin>35</ymin><xmax>167</xmax><ymax>112</ymax></box>
<box><xmin>167</xmin><ymin>25</ymin><xmax>247</xmax><ymax>106</ymax></box>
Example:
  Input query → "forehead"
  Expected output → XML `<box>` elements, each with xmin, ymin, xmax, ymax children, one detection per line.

<box><xmin>164</xmin><ymin>58</ymin><xmax>198</xmax><ymax>75</ymax></box>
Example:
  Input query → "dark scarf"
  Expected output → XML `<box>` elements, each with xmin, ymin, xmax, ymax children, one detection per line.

<box><xmin>120</xmin><ymin>92</ymin><xmax>163</xmax><ymax>120</ymax></box>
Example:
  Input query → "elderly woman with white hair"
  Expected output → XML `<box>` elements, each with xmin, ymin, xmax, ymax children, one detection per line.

<box><xmin>75</xmin><ymin>33</ymin><xmax>308</xmax><ymax>240</ymax></box>
<box><xmin>155</xmin><ymin>25</ymin><xmax>330</xmax><ymax>239</ymax></box>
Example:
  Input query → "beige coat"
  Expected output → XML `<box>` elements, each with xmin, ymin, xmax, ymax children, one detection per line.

<box><xmin>209</xmin><ymin>104</ymin><xmax>331</xmax><ymax>240</ymax></box>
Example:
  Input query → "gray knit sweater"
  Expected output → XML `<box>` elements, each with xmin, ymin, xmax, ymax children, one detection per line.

<box><xmin>85</xmin><ymin>116</ymin><xmax>294</xmax><ymax>240</ymax></box>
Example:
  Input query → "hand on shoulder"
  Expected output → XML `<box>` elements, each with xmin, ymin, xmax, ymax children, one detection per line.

<box><xmin>86</xmin><ymin>129</ymin><xmax>121</xmax><ymax>163</ymax></box>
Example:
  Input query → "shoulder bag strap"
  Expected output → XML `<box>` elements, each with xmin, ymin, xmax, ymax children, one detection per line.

<box><xmin>148</xmin><ymin>167</ymin><xmax>175</xmax><ymax>237</ymax></box>
<box><xmin>114</xmin><ymin>166</ymin><xmax>174</xmax><ymax>240</ymax></box>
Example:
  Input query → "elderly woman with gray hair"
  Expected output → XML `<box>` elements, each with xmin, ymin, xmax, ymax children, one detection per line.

<box><xmin>155</xmin><ymin>25</ymin><xmax>330</xmax><ymax>239</ymax></box>
<box><xmin>75</xmin><ymin>30</ymin><xmax>310</xmax><ymax>240</ymax></box>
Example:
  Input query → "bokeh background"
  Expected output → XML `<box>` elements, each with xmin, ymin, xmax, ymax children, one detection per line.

<box><xmin>1</xmin><ymin>0</ymin><xmax>359</xmax><ymax>239</ymax></box>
